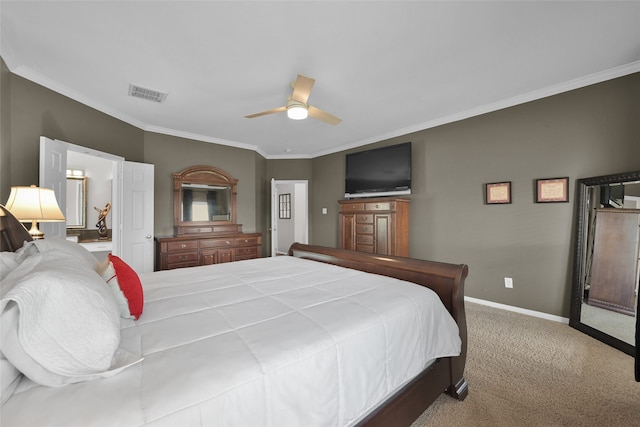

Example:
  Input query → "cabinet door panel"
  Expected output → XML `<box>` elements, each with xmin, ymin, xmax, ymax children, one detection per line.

<box><xmin>340</xmin><ymin>214</ymin><xmax>356</xmax><ymax>250</ymax></box>
<box><xmin>374</xmin><ymin>215</ymin><xmax>391</xmax><ymax>255</ymax></box>
<box><xmin>218</xmin><ymin>249</ymin><xmax>234</xmax><ymax>263</ymax></box>
<box><xmin>201</xmin><ymin>251</ymin><xmax>217</xmax><ymax>265</ymax></box>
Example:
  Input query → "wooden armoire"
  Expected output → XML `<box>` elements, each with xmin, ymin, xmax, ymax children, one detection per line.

<box><xmin>338</xmin><ymin>197</ymin><xmax>409</xmax><ymax>257</ymax></box>
<box><xmin>587</xmin><ymin>208</ymin><xmax>640</xmax><ymax>315</ymax></box>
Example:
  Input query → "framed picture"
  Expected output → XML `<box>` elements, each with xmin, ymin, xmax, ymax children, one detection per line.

<box><xmin>279</xmin><ymin>193</ymin><xmax>291</xmax><ymax>219</ymax></box>
<box><xmin>485</xmin><ymin>181</ymin><xmax>512</xmax><ymax>204</ymax></box>
<box><xmin>535</xmin><ymin>177</ymin><xmax>569</xmax><ymax>203</ymax></box>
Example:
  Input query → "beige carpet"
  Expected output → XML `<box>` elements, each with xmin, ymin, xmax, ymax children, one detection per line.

<box><xmin>411</xmin><ymin>302</ymin><xmax>640</xmax><ymax>427</ymax></box>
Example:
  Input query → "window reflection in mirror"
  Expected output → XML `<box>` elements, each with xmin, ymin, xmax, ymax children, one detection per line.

<box><xmin>66</xmin><ymin>177</ymin><xmax>87</xmax><ymax>229</ymax></box>
<box><xmin>181</xmin><ymin>184</ymin><xmax>231</xmax><ymax>222</ymax></box>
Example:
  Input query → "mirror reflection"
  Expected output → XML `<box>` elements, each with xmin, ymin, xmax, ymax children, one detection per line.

<box><xmin>572</xmin><ymin>173</ymin><xmax>640</xmax><ymax>355</ymax></box>
<box><xmin>66</xmin><ymin>177</ymin><xmax>87</xmax><ymax>229</ymax></box>
<box><xmin>181</xmin><ymin>184</ymin><xmax>231</xmax><ymax>222</ymax></box>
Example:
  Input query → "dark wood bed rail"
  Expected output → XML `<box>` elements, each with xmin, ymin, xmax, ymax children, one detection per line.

<box><xmin>288</xmin><ymin>243</ymin><xmax>469</xmax><ymax>426</ymax></box>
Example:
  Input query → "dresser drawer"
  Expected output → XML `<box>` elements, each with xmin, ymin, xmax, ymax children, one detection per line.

<box><xmin>166</xmin><ymin>241</ymin><xmax>199</xmax><ymax>252</ymax></box>
<box><xmin>340</xmin><ymin>202</ymin><xmax>364</xmax><ymax>212</ymax></box>
<box><xmin>234</xmin><ymin>237</ymin><xmax>259</xmax><ymax>246</ymax></box>
<box><xmin>179</xmin><ymin>226</ymin><xmax>214</xmax><ymax>234</ymax></box>
<box><xmin>166</xmin><ymin>251</ymin><xmax>199</xmax><ymax>264</ymax></box>
<box><xmin>200</xmin><ymin>238</ymin><xmax>234</xmax><ymax>248</ymax></box>
<box><xmin>356</xmin><ymin>235</ymin><xmax>374</xmax><ymax>245</ymax></box>
<box><xmin>364</xmin><ymin>201</ymin><xmax>392</xmax><ymax>211</ymax></box>
<box><xmin>356</xmin><ymin>224</ymin><xmax>373</xmax><ymax>234</ymax></box>
<box><xmin>356</xmin><ymin>214</ymin><xmax>373</xmax><ymax>224</ymax></box>
<box><xmin>235</xmin><ymin>247</ymin><xmax>258</xmax><ymax>259</ymax></box>
<box><xmin>165</xmin><ymin>261</ymin><xmax>199</xmax><ymax>270</ymax></box>
<box><xmin>355</xmin><ymin>244</ymin><xmax>374</xmax><ymax>253</ymax></box>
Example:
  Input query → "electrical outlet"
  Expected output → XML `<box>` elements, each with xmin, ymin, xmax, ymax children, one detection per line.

<box><xmin>504</xmin><ymin>277</ymin><xmax>513</xmax><ymax>289</ymax></box>
<box><xmin>322</xmin><ymin>207</ymin><xmax>328</xmax><ymax>215</ymax></box>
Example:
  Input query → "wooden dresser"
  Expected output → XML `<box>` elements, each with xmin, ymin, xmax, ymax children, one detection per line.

<box><xmin>157</xmin><ymin>164</ymin><xmax>262</xmax><ymax>271</ymax></box>
<box><xmin>156</xmin><ymin>233</ymin><xmax>262</xmax><ymax>270</ymax></box>
<box><xmin>338</xmin><ymin>197</ymin><xmax>410</xmax><ymax>257</ymax></box>
<box><xmin>587</xmin><ymin>208</ymin><xmax>640</xmax><ymax>315</ymax></box>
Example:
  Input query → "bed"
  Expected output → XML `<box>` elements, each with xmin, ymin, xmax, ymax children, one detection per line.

<box><xmin>0</xmin><ymin>205</ymin><xmax>468</xmax><ymax>426</ymax></box>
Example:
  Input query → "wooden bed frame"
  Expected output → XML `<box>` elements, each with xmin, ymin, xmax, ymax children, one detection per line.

<box><xmin>288</xmin><ymin>243</ymin><xmax>469</xmax><ymax>426</ymax></box>
<box><xmin>1</xmin><ymin>205</ymin><xmax>468</xmax><ymax>426</ymax></box>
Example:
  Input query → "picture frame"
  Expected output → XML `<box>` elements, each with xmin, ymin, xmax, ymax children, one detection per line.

<box><xmin>535</xmin><ymin>177</ymin><xmax>569</xmax><ymax>203</ymax></box>
<box><xmin>485</xmin><ymin>181</ymin><xmax>512</xmax><ymax>204</ymax></box>
<box><xmin>279</xmin><ymin>193</ymin><xmax>291</xmax><ymax>219</ymax></box>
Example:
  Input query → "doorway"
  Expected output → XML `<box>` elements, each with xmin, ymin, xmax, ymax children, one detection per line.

<box><xmin>271</xmin><ymin>179</ymin><xmax>309</xmax><ymax>256</ymax></box>
<box><xmin>39</xmin><ymin>136</ymin><xmax>155</xmax><ymax>272</ymax></box>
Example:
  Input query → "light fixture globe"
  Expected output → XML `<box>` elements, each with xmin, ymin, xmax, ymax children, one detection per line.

<box><xmin>286</xmin><ymin>100</ymin><xmax>308</xmax><ymax>120</ymax></box>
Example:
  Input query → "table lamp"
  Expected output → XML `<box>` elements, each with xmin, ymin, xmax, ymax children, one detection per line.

<box><xmin>4</xmin><ymin>185</ymin><xmax>66</xmax><ymax>239</ymax></box>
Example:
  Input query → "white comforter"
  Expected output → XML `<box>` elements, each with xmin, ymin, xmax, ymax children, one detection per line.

<box><xmin>3</xmin><ymin>256</ymin><xmax>461</xmax><ymax>427</ymax></box>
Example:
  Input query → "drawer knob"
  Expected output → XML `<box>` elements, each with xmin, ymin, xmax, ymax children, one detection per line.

<box><xmin>226</xmin><ymin>240</ymin><xmax>231</xmax><ymax>244</ymax></box>
<box><xmin>181</xmin><ymin>244</ymin><xmax>187</xmax><ymax>248</ymax></box>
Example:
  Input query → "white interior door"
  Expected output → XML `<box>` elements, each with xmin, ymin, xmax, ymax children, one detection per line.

<box><xmin>121</xmin><ymin>161</ymin><xmax>154</xmax><ymax>272</ymax></box>
<box><xmin>39</xmin><ymin>137</ymin><xmax>67</xmax><ymax>238</ymax></box>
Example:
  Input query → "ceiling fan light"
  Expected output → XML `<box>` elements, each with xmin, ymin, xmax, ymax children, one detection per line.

<box><xmin>287</xmin><ymin>105</ymin><xmax>308</xmax><ymax>120</ymax></box>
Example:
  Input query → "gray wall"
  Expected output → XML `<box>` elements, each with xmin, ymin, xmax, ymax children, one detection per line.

<box><xmin>310</xmin><ymin>73</ymin><xmax>640</xmax><ymax>317</ymax></box>
<box><xmin>2</xmin><ymin>56</ymin><xmax>638</xmax><ymax>318</ymax></box>
<box><xmin>142</xmin><ymin>131</ymin><xmax>262</xmax><ymax>237</ymax></box>
<box><xmin>1</xmin><ymin>65</ymin><xmax>143</xmax><ymax>198</ymax></box>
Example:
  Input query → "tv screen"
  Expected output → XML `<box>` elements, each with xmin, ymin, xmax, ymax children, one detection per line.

<box><xmin>345</xmin><ymin>142</ymin><xmax>411</xmax><ymax>198</ymax></box>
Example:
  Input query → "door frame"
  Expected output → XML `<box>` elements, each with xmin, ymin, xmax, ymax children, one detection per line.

<box><xmin>271</xmin><ymin>179</ymin><xmax>309</xmax><ymax>256</ymax></box>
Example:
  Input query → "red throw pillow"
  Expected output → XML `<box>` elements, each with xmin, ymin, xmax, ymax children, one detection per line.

<box><xmin>106</xmin><ymin>254</ymin><xmax>144</xmax><ymax>320</ymax></box>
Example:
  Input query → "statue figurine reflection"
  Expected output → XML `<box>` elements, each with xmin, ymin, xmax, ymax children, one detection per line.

<box><xmin>94</xmin><ymin>202</ymin><xmax>111</xmax><ymax>240</ymax></box>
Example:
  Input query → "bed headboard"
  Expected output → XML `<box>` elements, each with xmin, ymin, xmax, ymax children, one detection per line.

<box><xmin>0</xmin><ymin>204</ymin><xmax>33</xmax><ymax>252</ymax></box>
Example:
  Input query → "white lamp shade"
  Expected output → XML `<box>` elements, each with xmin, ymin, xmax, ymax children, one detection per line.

<box><xmin>5</xmin><ymin>185</ymin><xmax>66</xmax><ymax>222</ymax></box>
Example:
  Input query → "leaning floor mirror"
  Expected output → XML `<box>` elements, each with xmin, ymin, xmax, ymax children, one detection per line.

<box><xmin>570</xmin><ymin>170</ymin><xmax>640</xmax><ymax>356</ymax></box>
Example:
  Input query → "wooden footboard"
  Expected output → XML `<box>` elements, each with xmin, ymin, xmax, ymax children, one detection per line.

<box><xmin>288</xmin><ymin>243</ymin><xmax>469</xmax><ymax>426</ymax></box>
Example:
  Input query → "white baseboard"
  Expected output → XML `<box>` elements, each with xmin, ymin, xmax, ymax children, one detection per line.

<box><xmin>465</xmin><ymin>296</ymin><xmax>569</xmax><ymax>324</ymax></box>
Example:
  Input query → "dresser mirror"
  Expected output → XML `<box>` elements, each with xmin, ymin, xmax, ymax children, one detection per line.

<box><xmin>66</xmin><ymin>176</ymin><xmax>87</xmax><ymax>229</ymax></box>
<box><xmin>173</xmin><ymin>165</ymin><xmax>238</xmax><ymax>235</ymax></box>
<box><xmin>570</xmin><ymin>170</ymin><xmax>640</xmax><ymax>356</ymax></box>
<box><xmin>180</xmin><ymin>184</ymin><xmax>232</xmax><ymax>222</ymax></box>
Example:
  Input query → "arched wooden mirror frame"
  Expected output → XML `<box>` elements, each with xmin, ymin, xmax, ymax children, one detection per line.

<box><xmin>173</xmin><ymin>165</ymin><xmax>239</xmax><ymax>236</ymax></box>
<box><xmin>569</xmin><ymin>170</ymin><xmax>640</xmax><ymax>356</ymax></box>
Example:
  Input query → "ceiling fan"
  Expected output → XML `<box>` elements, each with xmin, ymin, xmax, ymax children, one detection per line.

<box><xmin>245</xmin><ymin>74</ymin><xmax>342</xmax><ymax>125</ymax></box>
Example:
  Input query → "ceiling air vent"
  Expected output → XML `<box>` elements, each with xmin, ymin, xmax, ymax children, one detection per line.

<box><xmin>128</xmin><ymin>84</ymin><xmax>168</xmax><ymax>103</ymax></box>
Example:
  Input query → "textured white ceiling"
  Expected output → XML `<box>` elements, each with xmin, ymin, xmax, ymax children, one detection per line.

<box><xmin>2</xmin><ymin>1</ymin><xmax>639</xmax><ymax>158</ymax></box>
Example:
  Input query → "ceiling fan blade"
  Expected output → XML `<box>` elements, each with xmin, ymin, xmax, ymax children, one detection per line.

<box><xmin>291</xmin><ymin>74</ymin><xmax>315</xmax><ymax>104</ymax></box>
<box><xmin>245</xmin><ymin>106</ymin><xmax>286</xmax><ymax>118</ymax></box>
<box><xmin>308</xmin><ymin>105</ymin><xmax>342</xmax><ymax>126</ymax></box>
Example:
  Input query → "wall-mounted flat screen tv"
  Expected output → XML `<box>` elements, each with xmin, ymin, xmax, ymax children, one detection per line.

<box><xmin>344</xmin><ymin>142</ymin><xmax>411</xmax><ymax>199</ymax></box>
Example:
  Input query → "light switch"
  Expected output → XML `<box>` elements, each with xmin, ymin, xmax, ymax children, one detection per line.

<box><xmin>322</xmin><ymin>207</ymin><xmax>328</xmax><ymax>215</ymax></box>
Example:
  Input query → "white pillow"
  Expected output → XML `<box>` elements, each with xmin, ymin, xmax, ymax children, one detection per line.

<box><xmin>0</xmin><ymin>252</ymin><xmax>20</xmax><ymax>281</ymax></box>
<box><xmin>0</xmin><ymin>251</ymin><xmax>139</xmax><ymax>387</ymax></box>
<box><xmin>26</xmin><ymin>238</ymin><xmax>100</xmax><ymax>271</ymax></box>
<box><xmin>14</xmin><ymin>240</ymin><xmax>38</xmax><ymax>264</ymax></box>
